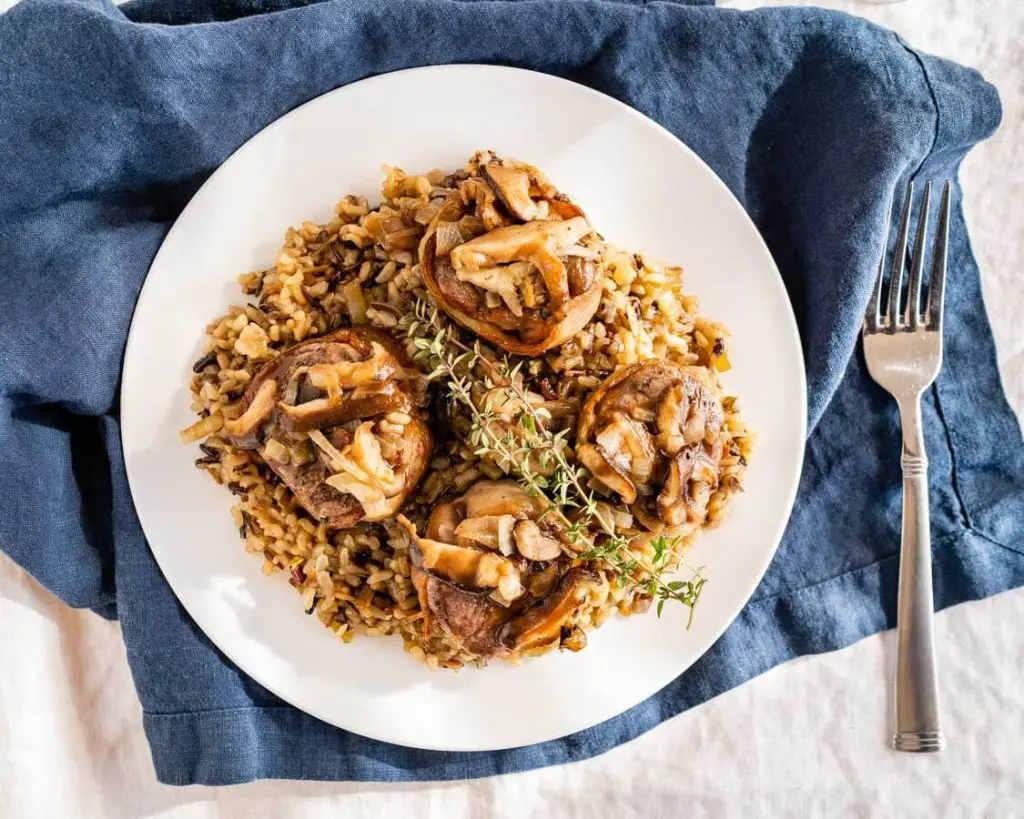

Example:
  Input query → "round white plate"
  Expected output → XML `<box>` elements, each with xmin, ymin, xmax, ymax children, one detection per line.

<box><xmin>121</xmin><ymin>65</ymin><xmax>806</xmax><ymax>752</ymax></box>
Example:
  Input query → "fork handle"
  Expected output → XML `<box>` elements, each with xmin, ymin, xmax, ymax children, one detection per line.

<box><xmin>893</xmin><ymin>395</ymin><xmax>945</xmax><ymax>752</ymax></box>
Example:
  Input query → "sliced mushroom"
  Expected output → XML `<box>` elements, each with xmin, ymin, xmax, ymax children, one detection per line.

<box><xmin>461</xmin><ymin>480</ymin><xmax>541</xmax><ymax>519</ymax></box>
<box><xmin>656</xmin><ymin>382</ymin><xmax>690</xmax><ymax>457</ymax></box>
<box><xmin>525</xmin><ymin>560</ymin><xmax>565</xmax><ymax>598</ymax></box>
<box><xmin>482</xmin><ymin>164</ymin><xmax>540</xmax><ymax>222</ymax></box>
<box><xmin>453</xmin><ymin>514</ymin><xmax>517</xmax><ymax>555</ymax></box>
<box><xmin>223</xmin><ymin>378</ymin><xmax>278</xmax><ymax>447</ymax></box>
<box><xmin>424</xmin><ymin>231</ymin><xmax>603</xmax><ymax>356</ymax></box>
<box><xmin>304</xmin><ymin>342</ymin><xmax>396</xmax><ymax>392</ymax></box>
<box><xmin>577</xmin><ymin>443</ymin><xmax>637</xmax><ymax>504</ymax></box>
<box><xmin>459</xmin><ymin>178</ymin><xmax>510</xmax><ymax>231</ymax></box>
<box><xmin>559</xmin><ymin>625</ymin><xmax>588</xmax><ymax>652</ymax></box>
<box><xmin>498</xmin><ymin>567</ymin><xmax>599</xmax><ymax>653</ymax></box>
<box><xmin>656</xmin><ymin>446</ymin><xmax>697</xmax><ymax>528</ymax></box>
<box><xmin>453</xmin><ymin>263</ymin><xmax>529</xmax><ymax>317</ymax></box>
<box><xmin>513</xmin><ymin>519</ymin><xmax>563</xmax><ymax>561</ymax></box>
<box><xmin>698</xmin><ymin>392</ymin><xmax>725</xmax><ymax>444</ymax></box>
<box><xmin>594</xmin><ymin>412</ymin><xmax>657</xmax><ymax>486</ymax></box>
<box><xmin>692</xmin><ymin>444</ymin><xmax>721</xmax><ymax>487</ymax></box>
<box><xmin>279</xmin><ymin>380</ymin><xmax>411</xmax><ymax>432</ymax></box>
<box><xmin>450</xmin><ymin>217</ymin><xmax>589</xmax><ymax>313</ymax></box>
<box><xmin>426</xmin><ymin>499</ymin><xmax>464</xmax><ymax>543</ymax></box>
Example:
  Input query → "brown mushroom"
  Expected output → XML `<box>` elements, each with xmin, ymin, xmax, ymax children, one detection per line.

<box><xmin>655</xmin><ymin>382</ymin><xmax>690</xmax><ymax>457</ymax></box>
<box><xmin>449</xmin><ymin>218</ymin><xmax>589</xmax><ymax>316</ymax></box>
<box><xmin>482</xmin><ymin>164</ymin><xmax>539</xmax><ymax>222</ymax></box>
<box><xmin>453</xmin><ymin>514</ymin><xmax>517</xmax><ymax>555</ymax></box>
<box><xmin>426</xmin><ymin>498</ymin><xmax>464</xmax><ymax>543</ymax></box>
<box><xmin>512</xmin><ymin>520</ymin><xmax>563</xmax><ymax>561</ymax></box>
<box><xmin>577</xmin><ymin>443</ymin><xmax>637</xmax><ymax>504</ymax></box>
<box><xmin>223</xmin><ymin>327</ymin><xmax>431</xmax><ymax>528</ymax></box>
<box><xmin>559</xmin><ymin>625</ymin><xmax>588</xmax><ymax>653</ymax></box>
<box><xmin>577</xmin><ymin>360</ymin><xmax>726</xmax><ymax>530</ymax></box>
<box><xmin>594</xmin><ymin>412</ymin><xmax>657</xmax><ymax>485</ymax></box>
<box><xmin>278</xmin><ymin>379</ymin><xmax>410</xmax><ymax>432</ymax></box>
<box><xmin>525</xmin><ymin>560</ymin><xmax>565</xmax><ymax>598</ymax></box>
<box><xmin>656</xmin><ymin>445</ymin><xmax>697</xmax><ymax>528</ymax></box>
<box><xmin>460</xmin><ymin>480</ymin><xmax>541</xmax><ymax>519</ymax></box>
<box><xmin>223</xmin><ymin>378</ymin><xmax>278</xmax><ymax>448</ymax></box>
<box><xmin>497</xmin><ymin>567</ymin><xmax>599</xmax><ymax>653</ymax></box>
<box><xmin>459</xmin><ymin>178</ymin><xmax>511</xmax><ymax>231</ymax></box>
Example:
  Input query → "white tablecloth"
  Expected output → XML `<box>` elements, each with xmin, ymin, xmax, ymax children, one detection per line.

<box><xmin>2</xmin><ymin>1</ymin><xmax>1021</xmax><ymax>816</ymax></box>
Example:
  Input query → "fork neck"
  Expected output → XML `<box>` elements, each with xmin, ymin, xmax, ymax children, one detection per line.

<box><xmin>897</xmin><ymin>393</ymin><xmax>926</xmax><ymax>463</ymax></box>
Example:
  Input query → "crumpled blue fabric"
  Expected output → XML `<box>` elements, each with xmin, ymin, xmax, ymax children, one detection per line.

<box><xmin>0</xmin><ymin>0</ymin><xmax>1021</xmax><ymax>787</ymax></box>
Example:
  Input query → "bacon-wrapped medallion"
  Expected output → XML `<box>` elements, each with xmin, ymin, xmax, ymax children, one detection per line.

<box><xmin>576</xmin><ymin>361</ymin><xmax>726</xmax><ymax>530</ymax></box>
<box><xmin>399</xmin><ymin>480</ymin><xmax>601</xmax><ymax>658</ymax></box>
<box><xmin>421</xmin><ymin>161</ymin><xmax>604</xmax><ymax>356</ymax></box>
<box><xmin>223</xmin><ymin>328</ymin><xmax>431</xmax><ymax>528</ymax></box>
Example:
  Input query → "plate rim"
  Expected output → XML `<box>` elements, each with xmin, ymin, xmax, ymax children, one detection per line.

<box><xmin>120</xmin><ymin>63</ymin><xmax>807</xmax><ymax>751</ymax></box>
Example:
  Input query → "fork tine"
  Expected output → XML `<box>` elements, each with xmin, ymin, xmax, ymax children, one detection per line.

<box><xmin>906</xmin><ymin>181</ymin><xmax>932</xmax><ymax>329</ymax></box>
<box><xmin>864</xmin><ymin>192</ymin><xmax>896</xmax><ymax>332</ymax></box>
<box><xmin>887</xmin><ymin>182</ymin><xmax>915</xmax><ymax>329</ymax></box>
<box><xmin>926</xmin><ymin>181</ymin><xmax>952</xmax><ymax>332</ymax></box>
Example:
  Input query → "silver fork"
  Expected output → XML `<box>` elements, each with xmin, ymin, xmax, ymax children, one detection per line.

<box><xmin>863</xmin><ymin>180</ymin><xmax>952</xmax><ymax>753</ymax></box>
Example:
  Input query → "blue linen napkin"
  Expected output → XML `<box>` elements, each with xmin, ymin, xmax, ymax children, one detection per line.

<box><xmin>1</xmin><ymin>0</ymin><xmax>1021</xmax><ymax>786</ymax></box>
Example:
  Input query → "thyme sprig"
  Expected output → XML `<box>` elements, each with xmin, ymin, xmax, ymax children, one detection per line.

<box><xmin>403</xmin><ymin>298</ymin><xmax>707</xmax><ymax>624</ymax></box>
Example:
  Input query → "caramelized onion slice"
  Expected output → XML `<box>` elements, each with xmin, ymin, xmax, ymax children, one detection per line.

<box><xmin>223</xmin><ymin>378</ymin><xmax>278</xmax><ymax>446</ymax></box>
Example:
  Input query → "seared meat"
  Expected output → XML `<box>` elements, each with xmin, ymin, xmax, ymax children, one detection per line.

<box><xmin>577</xmin><ymin>361</ymin><xmax>725</xmax><ymax>530</ymax></box>
<box><xmin>411</xmin><ymin>568</ymin><xmax>511</xmax><ymax>658</ymax></box>
<box><xmin>263</xmin><ymin>452</ymin><xmax>364</xmax><ymax>530</ymax></box>
<box><xmin>224</xmin><ymin>327</ymin><xmax>431</xmax><ymax>528</ymax></box>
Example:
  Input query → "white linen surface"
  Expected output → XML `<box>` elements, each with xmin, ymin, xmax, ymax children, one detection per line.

<box><xmin>1</xmin><ymin>0</ymin><xmax>1021</xmax><ymax>816</ymax></box>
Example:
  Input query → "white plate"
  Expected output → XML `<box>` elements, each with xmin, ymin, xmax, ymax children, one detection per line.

<box><xmin>121</xmin><ymin>65</ymin><xmax>806</xmax><ymax>751</ymax></box>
